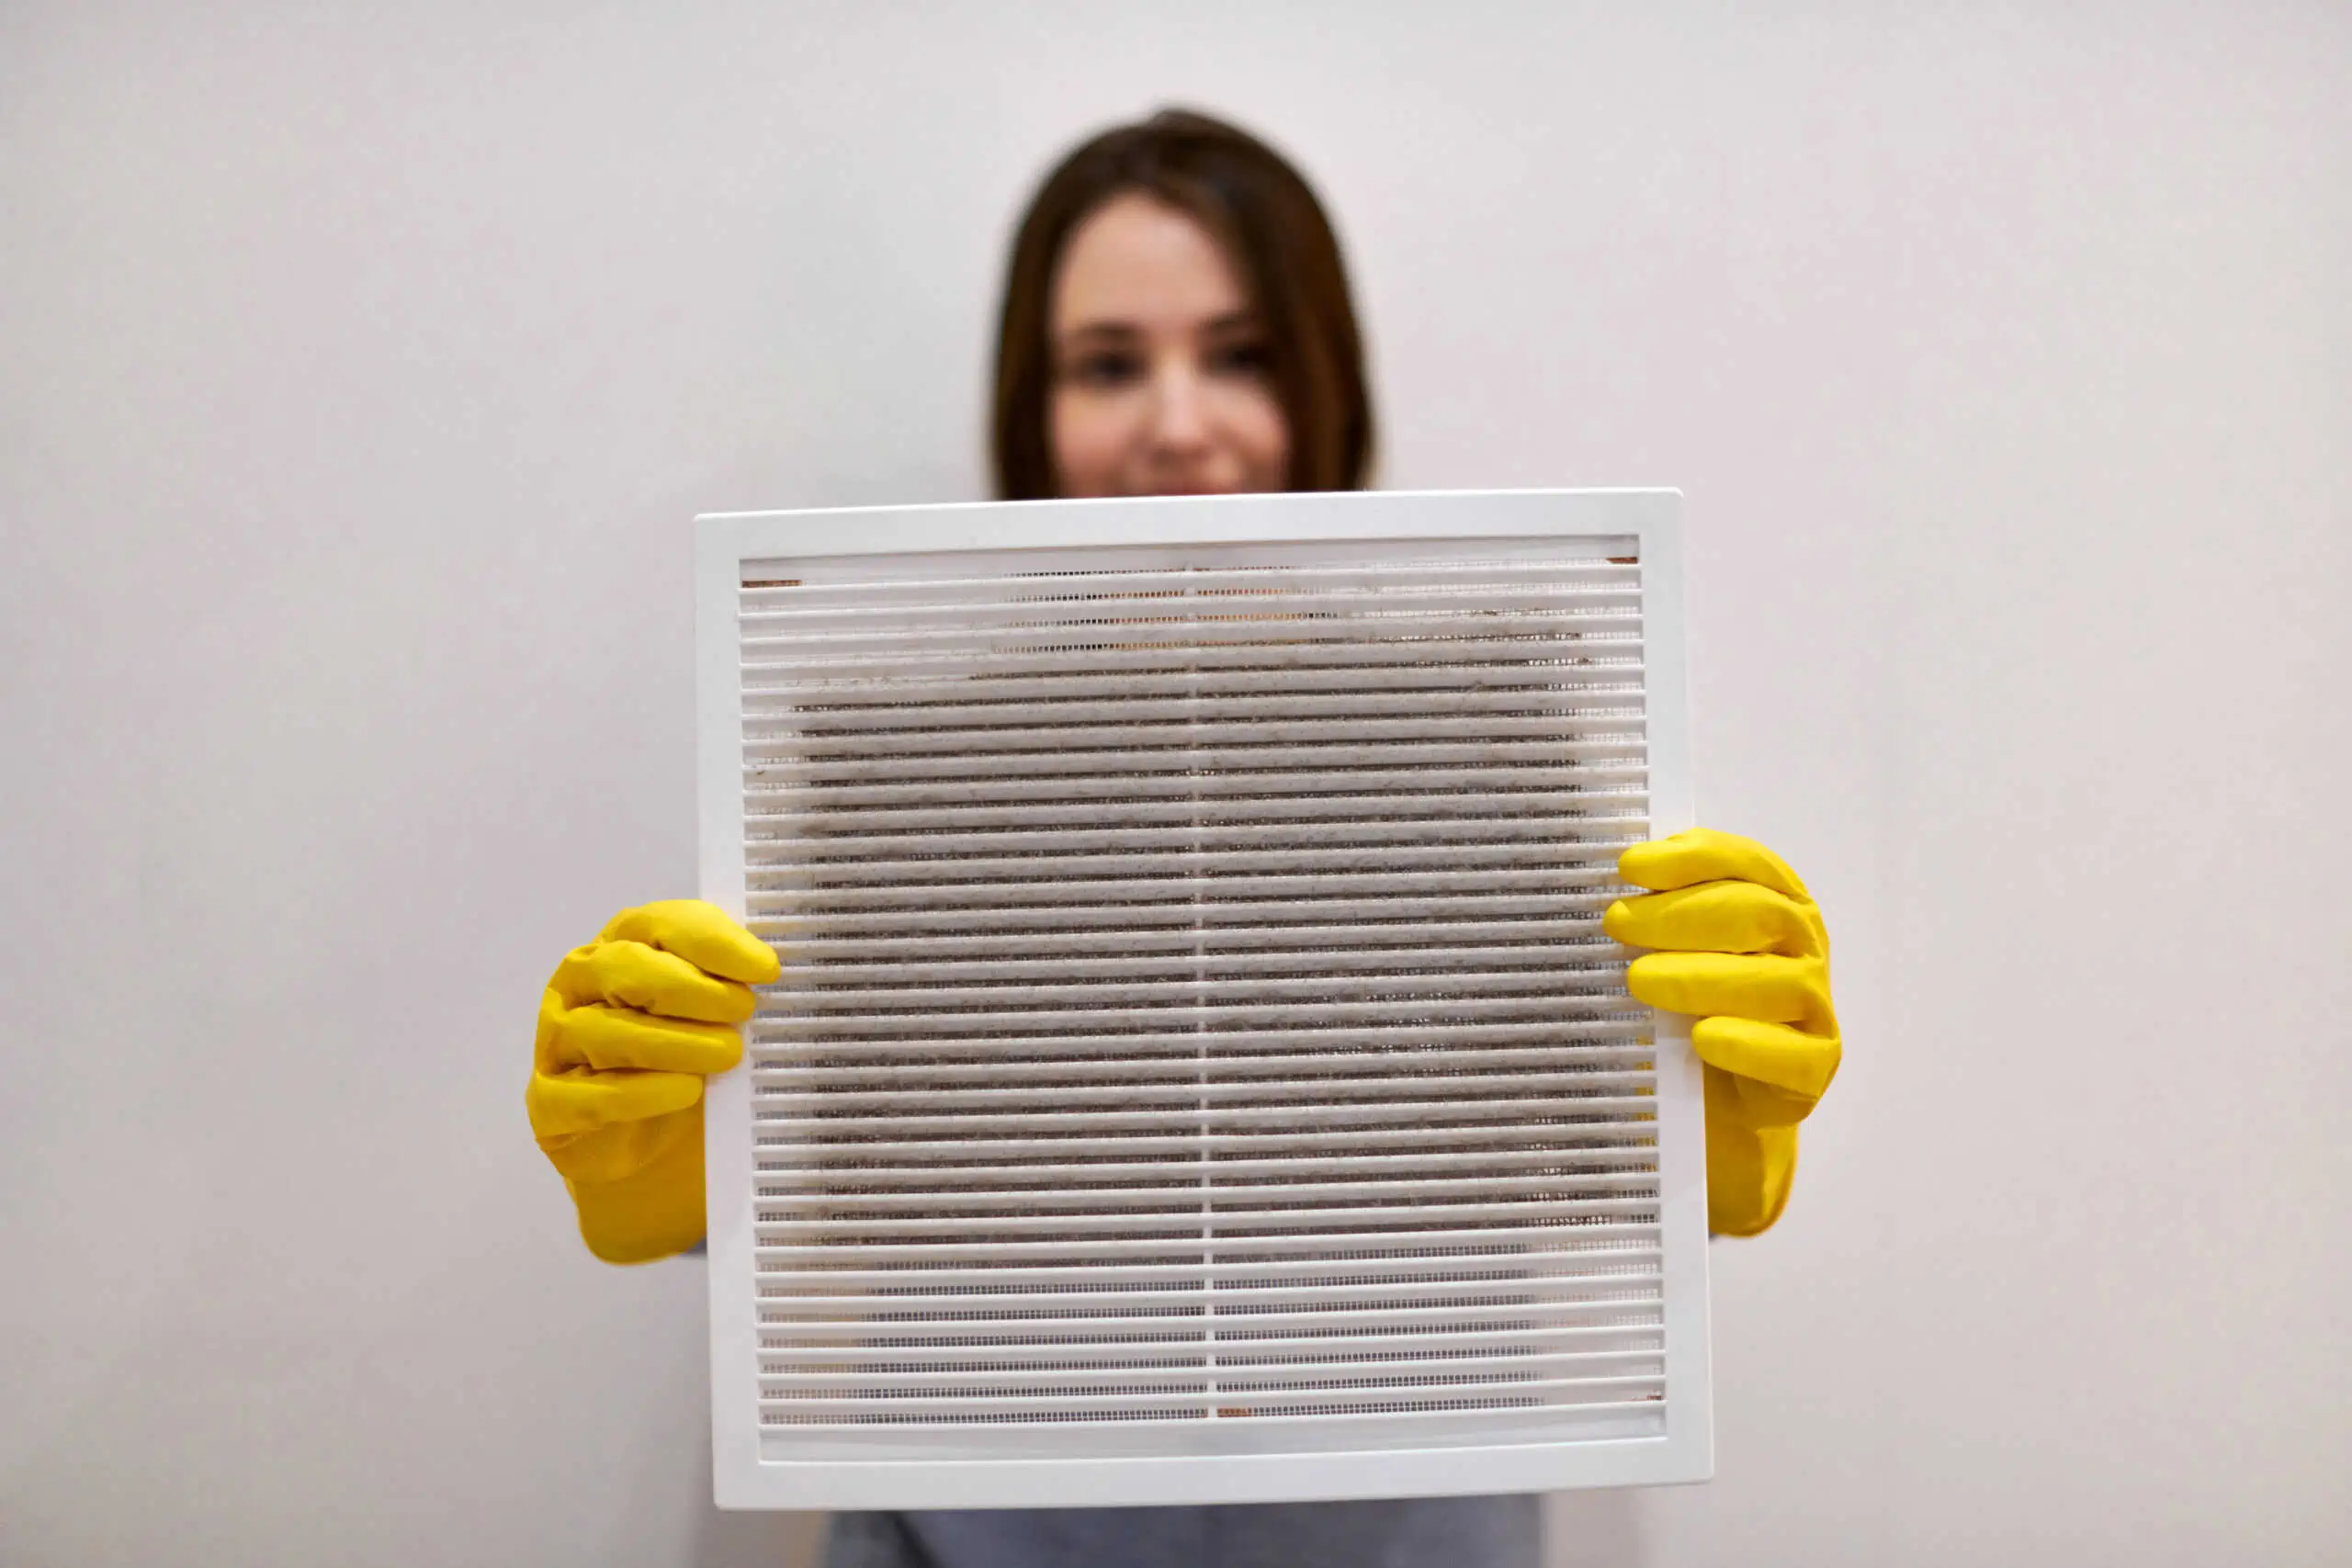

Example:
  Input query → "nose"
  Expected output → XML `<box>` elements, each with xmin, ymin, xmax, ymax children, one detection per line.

<box><xmin>1146</xmin><ymin>364</ymin><xmax>1212</xmax><ymax>457</ymax></box>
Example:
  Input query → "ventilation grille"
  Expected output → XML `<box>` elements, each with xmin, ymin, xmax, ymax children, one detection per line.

<box><xmin>733</xmin><ymin>538</ymin><xmax>1664</xmax><ymax>1451</ymax></box>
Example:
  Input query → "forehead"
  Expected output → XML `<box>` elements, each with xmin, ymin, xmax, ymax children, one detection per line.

<box><xmin>1052</xmin><ymin>191</ymin><xmax>1250</xmax><ymax>332</ymax></box>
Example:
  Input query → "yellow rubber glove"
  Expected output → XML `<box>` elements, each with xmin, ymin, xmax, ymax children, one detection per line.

<box><xmin>526</xmin><ymin>901</ymin><xmax>780</xmax><ymax>1264</ymax></box>
<box><xmin>1603</xmin><ymin>829</ymin><xmax>1841</xmax><ymax>1236</ymax></box>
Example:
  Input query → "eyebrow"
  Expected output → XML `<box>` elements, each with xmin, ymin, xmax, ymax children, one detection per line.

<box><xmin>1057</xmin><ymin>321</ymin><xmax>1143</xmax><ymax>344</ymax></box>
<box><xmin>1057</xmin><ymin>310</ymin><xmax>1264</xmax><ymax>343</ymax></box>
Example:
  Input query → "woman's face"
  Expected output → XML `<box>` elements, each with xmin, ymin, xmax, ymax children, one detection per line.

<box><xmin>1046</xmin><ymin>192</ymin><xmax>1291</xmax><ymax>498</ymax></box>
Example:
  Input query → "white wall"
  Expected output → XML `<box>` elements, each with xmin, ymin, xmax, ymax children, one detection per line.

<box><xmin>3</xmin><ymin>4</ymin><xmax>2346</xmax><ymax>1565</ymax></box>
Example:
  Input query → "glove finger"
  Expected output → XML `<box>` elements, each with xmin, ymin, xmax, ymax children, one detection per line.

<box><xmin>1691</xmin><ymin>1015</ymin><xmax>1839</xmax><ymax>1107</ymax></box>
<box><xmin>549</xmin><ymin>940</ymin><xmax>758</xmax><ymax>1024</ymax></box>
<box><xmin>1618</xmin><ymin>828</ymin><xmax>1811</xmax><ymax>903</ymax></box>
<box><xmin>599</xmin><ymin>900</ymin><xmax>782</xmax><ymax>986</ymax></box>
<box><xmin>1603</xmin><ymin>880</ymin><xmax>1823</xmax><ymax>959</ymax></box>
<box><xmin>527</xmin><ymin>1064</ymin><xmax>704</xmax><ymax>1139</ymax></box>
<box><xmin>544</xmin><ymin>998</ymin><xmax>745</xmax><ymax>1075</ymax></box>
<box><xmin>1625</xmin><ymin>950</ymin><xmax>1825</xmax><ymax>1027</ymax></box>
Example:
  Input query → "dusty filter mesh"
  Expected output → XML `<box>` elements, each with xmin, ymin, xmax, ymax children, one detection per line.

<box><xmin>735</xmin><ymin>542</ymin><xmax>1665</xmax><ymax>1444</ymax></box>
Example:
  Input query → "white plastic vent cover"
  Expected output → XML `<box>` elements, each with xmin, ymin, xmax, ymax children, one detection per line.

<box><xmin>695</xmin><ymin>490</ymin><xmax>1709</xmax><ymax>1510</ymax></box>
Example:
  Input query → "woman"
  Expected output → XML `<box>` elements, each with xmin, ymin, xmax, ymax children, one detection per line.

<box><xmin>526</xmin><ymin>108</ymin><xmax>1841</xmax><ymax>1568</ymax></box>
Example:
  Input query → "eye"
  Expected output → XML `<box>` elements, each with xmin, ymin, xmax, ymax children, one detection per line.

<box><xmin>1206</xmin><ymin>338</ymin><xmax>1272</xmax><ymax>378</ymax></box>
<box><xmin>1064</xmin><ymin>349</ymin><xmax>1144</xmax><ymax>389</ymax></box>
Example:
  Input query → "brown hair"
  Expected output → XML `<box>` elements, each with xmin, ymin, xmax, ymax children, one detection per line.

<box><xmin>989</xmin><ymin>107</ymin><xmax>1375</xmax><ymax>500</ymax></box>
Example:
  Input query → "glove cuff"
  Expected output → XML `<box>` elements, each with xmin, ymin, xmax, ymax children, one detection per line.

<box><xmin>566</xmin><ymin>1107</ymin><xmax>710</xmax><ymax>1265</ymax></box>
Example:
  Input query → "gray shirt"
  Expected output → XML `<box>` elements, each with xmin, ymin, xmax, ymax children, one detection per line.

<box><xmin>820</xmin><ymin>1496</ymin><xmax>1542</xmax><ymax>1568</ymax></box>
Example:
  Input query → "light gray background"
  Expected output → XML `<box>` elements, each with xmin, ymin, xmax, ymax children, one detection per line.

<box><xmin>3</xmin><ymin>4</ymin><xmax>2346</xmax><ymax>1566</ymax></box>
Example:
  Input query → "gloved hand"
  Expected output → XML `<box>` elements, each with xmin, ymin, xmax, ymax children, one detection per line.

<box><xmin>1603</xmin><ymin>829</ymin><xmax>1841</xmax><ymax>1236</ymax></box>
<box><xmin>526</xmin><ymin>901</ymin><xmax>780</xmax><ymax>1264</ymax></box>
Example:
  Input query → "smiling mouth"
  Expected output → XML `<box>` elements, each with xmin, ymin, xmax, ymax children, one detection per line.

<box><xmin>1142</xmin><ymin>474</ymin><xmax>1255</xmax><ymax>497</ymax></box>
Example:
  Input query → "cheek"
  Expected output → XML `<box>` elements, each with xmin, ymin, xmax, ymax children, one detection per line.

<box><xmin>1047</xmin><ymin>389</ymin><xmax>1133</xmax><ymax>499</ymax></box>
<box><xmin>1211</xmin><ymin>383</ymin><xmax>1291</xmax><ymax>485</ymax></box>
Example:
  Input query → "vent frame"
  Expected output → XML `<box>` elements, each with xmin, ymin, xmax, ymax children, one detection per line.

<box><xmin>696</xmin><ymin>489</ymin><xmax>1709</xmax><ymax>1510</ymax></box>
